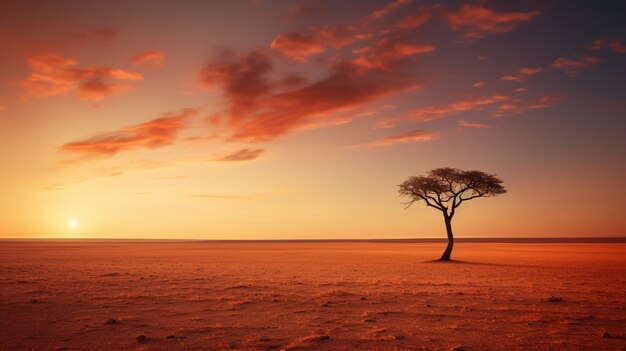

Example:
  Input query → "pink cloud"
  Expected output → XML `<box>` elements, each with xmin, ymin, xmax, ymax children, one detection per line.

<box><xmin>500</xmin><ymin>66</ymin><xmax>543</xmax><ymax>82</ymax></box>
<box><xmin>473</xmin><ymin>82</ymin><xmax>486</xmax><ymax>88</ymax></box>
<box><xmin>131</xmin><ymin>50</ymin><xmax>165</xmax><ymax>66</ymax></box>
<box><xmin>519</xmin><ymin>67</ymin><xmax>543</xmax><ymax>75</ymax></box>
<box><xmin>609</xmin><ymin>39</ymin><xmax>626</xmax><ymax>53</ymax></box>
<box><xmin>551</xmin><ymin>56</ymin><xmax>601</xmax><ymax>76</ymax></box>
<box><xmin>61</xmin><ymin>108</ymin><xmax>197</xmax><ymax>157</ymax></box>
<box><xmin>370</xmin><ymin>0</ymin><xmax>411</xmax><ymax>20</ymax></box>
<box><xmin>376</xmin><ymin>94</ymin><xmax>521</xmax><ymax>128</ymax></box>
<box><xmin>589</xmin><ymin>37</ymin><xmax>606</xmax><ymax>51</ymax></box>
<box><xmin>315</xmin><ymin>25</ymin><xmax>370</xmax><ymax>48</ymax></box>
<box><xmin>271</xmin><ymin>33</ymin><xmax>325</xmax><ymax>61</ymax></box>
<box><xmin>527</xmin><ymin>96</ymin><xmax>559</xmax><ymax>109</ymax></box>
<box><xmin>493</xmin><ymin>96</ymin><xmax>558</xmax><ymax>117</ymax></box>
<box><xmin>19</xmin><ymin>52</ymin><xmax>143</xmax><ymax>101</ymax></box>
<box><xmin>358</xmin><ymin>130</ymin><xmax>438</xmax><ymax>148</ymax></box>
<box><xmin>406</xmin><ymin>94</ymin><xmax>508</xmax><ymax>122</ymax></box>
<box><xmin>589</xmin><ymin>37</ymin><xmax>626</xmax><ymax>53</ymax></box>
<box><xmin>215</xmin><ymin>148</ymin><xmax>264</xmax><ymax>161</ymax></box>
<box><xmin>199</xmin><ymin>48</ymin><xmax>422</xmax><ymax>143</ymax></box>
<box><xmin>500</xmin><ymin>75</ymin><xmax>524</xmax><ymax>82</ymax></box>
<box><xmin>444</xmin><ymin>4</ymin><xmax>541</xmax><ymax>40</ymax></box>
<box><xmin>395</xmin><ymin>11</ymin><xmax>432</xmax><ymax>29</ymax></box>
<box><xmin>287</xmin><ymin>1</ymin><xmax>328</xmax><ymax>20</ymax></box>
<box><xmin>458</xmin><ymin>120</ymin><xmax>493</xmax><ymax>128</ymax></box>
<box><xmin>350</xmin><ymin>37</ymin><xmax>434</xmax><ymax>72</ymax></box>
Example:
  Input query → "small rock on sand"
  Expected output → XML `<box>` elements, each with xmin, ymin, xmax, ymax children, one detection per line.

<box><xmin>105</xmin><ymin>319</ymin><xmax>118</xmax><ymax>325</ymax></box>
<box><xmin>451</xmin><ymin>346</ymin><xmax>465</xmax><ymax>351</ymax></box>
<box><xmin>135</xmin><ymin>335</ymin><xmax>148</xmax><ymax>342</ymax></box>
<box><xmin>602</xmin><ymin>332</ymin><xmax>612</xmax><ymax>338</ymax></box>
<box><xmin>547</xmin><ymin>297</ymin><xmax>563</xmax><ymax>302</ymax></box>
<box><xmin>166</xmin><ymin>335</ymin><xmax>176</xmax><ymax>339</ymax></box>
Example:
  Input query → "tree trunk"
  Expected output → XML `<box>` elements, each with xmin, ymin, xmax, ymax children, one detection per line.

<box><xmin>440</xmin><ymin>214</ymin><xmax>454</xmax><ymax>261</ymax></box>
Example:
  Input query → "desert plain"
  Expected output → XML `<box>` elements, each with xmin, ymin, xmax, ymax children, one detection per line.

<box><xmin>0</xmin><ymin>240</ymin><xmax>625</xmax><ymax>351</ymax></box>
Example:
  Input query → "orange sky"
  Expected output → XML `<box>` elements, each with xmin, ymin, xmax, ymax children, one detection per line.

<box><xmin>1</xmin><ymin>0</ymin><xmax>625</xmax><ymax>239</ymax></box>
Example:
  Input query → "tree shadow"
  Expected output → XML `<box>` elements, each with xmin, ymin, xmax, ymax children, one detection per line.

<box><xmin>420</xmin><ymin>259</ymin><xmax>519</xmax><ymax>267</ymax></box>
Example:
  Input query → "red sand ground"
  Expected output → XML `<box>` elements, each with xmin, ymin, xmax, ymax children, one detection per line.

<box><xmin>0</xmin><ymin>241</ymin><xmax>625</xmax><ymax>350</ymax></box>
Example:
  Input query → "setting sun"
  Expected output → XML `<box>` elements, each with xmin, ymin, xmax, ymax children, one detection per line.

<box><xmin>67</xmin><ymin>220</ymin><xmax>79</xmax><ymax>229</ymax></box>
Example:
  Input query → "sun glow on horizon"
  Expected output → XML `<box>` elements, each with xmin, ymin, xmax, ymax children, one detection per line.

<box><xmin>67</xmin><ymin>219</ymin><xmax>79</xmax><ymax>229</ymax></box>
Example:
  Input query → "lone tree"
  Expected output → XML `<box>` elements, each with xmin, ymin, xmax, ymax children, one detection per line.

<box><xmin>399</xmin><ymin>168</ymin><xmax>506</xmax><ymax>261</ymax></box>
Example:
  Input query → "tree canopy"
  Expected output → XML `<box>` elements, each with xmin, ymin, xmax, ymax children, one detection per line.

<box><xmin>398</xmin><ymin>167</ymin><xmax>506</xmax><ymax>218</ymax></box>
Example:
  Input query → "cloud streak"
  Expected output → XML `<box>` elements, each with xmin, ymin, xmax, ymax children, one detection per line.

<box><xmin>405</xmin><ymin>94</ymin><xmax>508</xmax><ymax>122</ymax></box>
<box><xmin>131</xmin><ymin>50</ymin><xmax>165</xmax><ymax>66</ymax></box>
<box><xmin>551</xmin><ymin>56</ymin><xmax>601</xmax><ymax>76</ymax></box>
<box><xmin>500</xmin><ymin>66</ymin><xmax>543</xmax><ymax>82</ymax></box>
<box><xmin>458</xmin><ymin>120</ymin><xmax>493</xmax><ymax>128</ymax></box>
<box><xmin>444</xmin><ymin>4</ymin><xmax>541</xmax><ymax>40</ymax></box>
<box><xmin>357</xmin><ymin>130</ymin><xmax>438</xmax><ymax>148</ymax></box>
<box><xmin>61</xmin><ymin>108</ymin><xmax>197</xmax><ymax>158</ymax></box>
<box><xmin>370</xmin><ymin>0</ymin><xmax>410</xmax><ymax>20</ymax></box>
<box><xmin>215</xmin><ymin>148</ymin><xmax>264</xmax><ymax>161</ymax></box>
<box><xmin>271</xmin><ymin>33</ymin><xmax>326</xmax><ymax>61</ymax></box>
<box><xmin>19</xmin><ymin>52</ymin><xmax>143</xmax><ymax>101</ymax></box>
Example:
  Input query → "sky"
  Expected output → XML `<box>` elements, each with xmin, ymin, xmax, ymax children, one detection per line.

<box><xmin>1</xmin><ymin>0</ymin><xmax>625</xmax><ymax>239</ymax></box>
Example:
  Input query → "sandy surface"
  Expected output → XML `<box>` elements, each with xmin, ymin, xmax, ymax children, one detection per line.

<box><xmin>1</xmin><ymin>241</ymin><xmax>625</xmax><ymax>350</ymax></box>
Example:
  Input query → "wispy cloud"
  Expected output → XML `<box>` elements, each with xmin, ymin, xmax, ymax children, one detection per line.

<box><xmin>369</xmin><ymin>0</ymin><xmax>411</xmax><ymax>19</ymax></box>
<box><xmin>354</xmin><ymin>130</ymin><xmax>438</xmax><ymax>148</ymax></box>
<box><xmin>61</xmin><ymin>108</ymin><xmax>197</xmax><ymax>158</ymax></box>
<box><xmin>315</xmin><ymin>25</ymin><xmax>368</xmax><ymax>48</ymax></box>
<box><xmin>19</xmin><ymin>52</ymin><xmax>143</xmax><ymax>100</ymax></box>
<box><xmin>458</xmin><ymin>120</ymin><xmax>493</xmax><ymax>128</ymax></box>
<box><xmin>286</xmin><ymin>1</ymin><xmax>328</xmax><ymax>20</ymax></box>
<box><xmin>443</xmin><ymin>4</ymin><xmax>541</xmax><ymax>40</ymax></box>
<box><xmin>395</xmin><ymin>11</ymin><xmax>432</xmax><ymax>29</ymax></box>
<box><xmin>551</xmin><ymin>56</ymin><xmax>600</xmax><ymax>76</ymax></box>
<box><xmin>589</xmin><ymin>37</ymin><xmax>626</xmax><ymax>53</ymax></box>
<box><xmin>131</xmin><ymin>50</ymin><xmax>165</xmax><ymax>66</ymax></box>
<box><xmin>199</xmin><ymin>46</ymin><xmax>423</xmax><ymax>142</ymax></box>
<box><xmin>493</xmin><ymin>96</ymin><xmax>559</xmax><ymax>117</ymax></box>
<box><xmin>398</xmin><ymin>94</ymin><xmax>508</xmax><ymax>124</ymax></box>
<box><xmin>350</xmin><ymin>39</ymin><xmax>434</xmax><ymax>72</ymax></box>
<box><xmin>609</xmin><ymin>39</ymin><xmax>626</xmax><ymax>53</ymax></box>
<box><xmin>215</xmin><ymin>148</ymin><xmax>264</xmax><ymax>162</ymax></box>
<box><xmin>271</xmin><ymin>33</ymin><xmax>326</xmax><ymax>61</ymax></box>
<box><xmin>500</xmin><ymin>66</ymin><xmax>543</xmax><ymax>82</ymax></box>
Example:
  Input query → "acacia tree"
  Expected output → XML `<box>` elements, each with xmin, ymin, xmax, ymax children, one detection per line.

<box><xmin>399</xmin><ymin>168</ymin><xmax>506</xmax><ymax>261</ymax></box>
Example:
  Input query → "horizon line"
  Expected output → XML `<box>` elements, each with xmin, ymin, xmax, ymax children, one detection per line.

<box><xmin>1</xmin><ymin>236</ymin><xmax>624</xmax><ymax>243</ymax></box>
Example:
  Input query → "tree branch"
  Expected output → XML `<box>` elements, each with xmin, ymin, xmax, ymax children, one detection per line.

<box><xmin>455</xmin><ymin>191</ymin><xmax>485</xmax><ymax>208</ymax></box>
<box><xmin>418</xmin><ymin>194</ymin><xmax>445</xmax><ymax>211</ymax></box>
